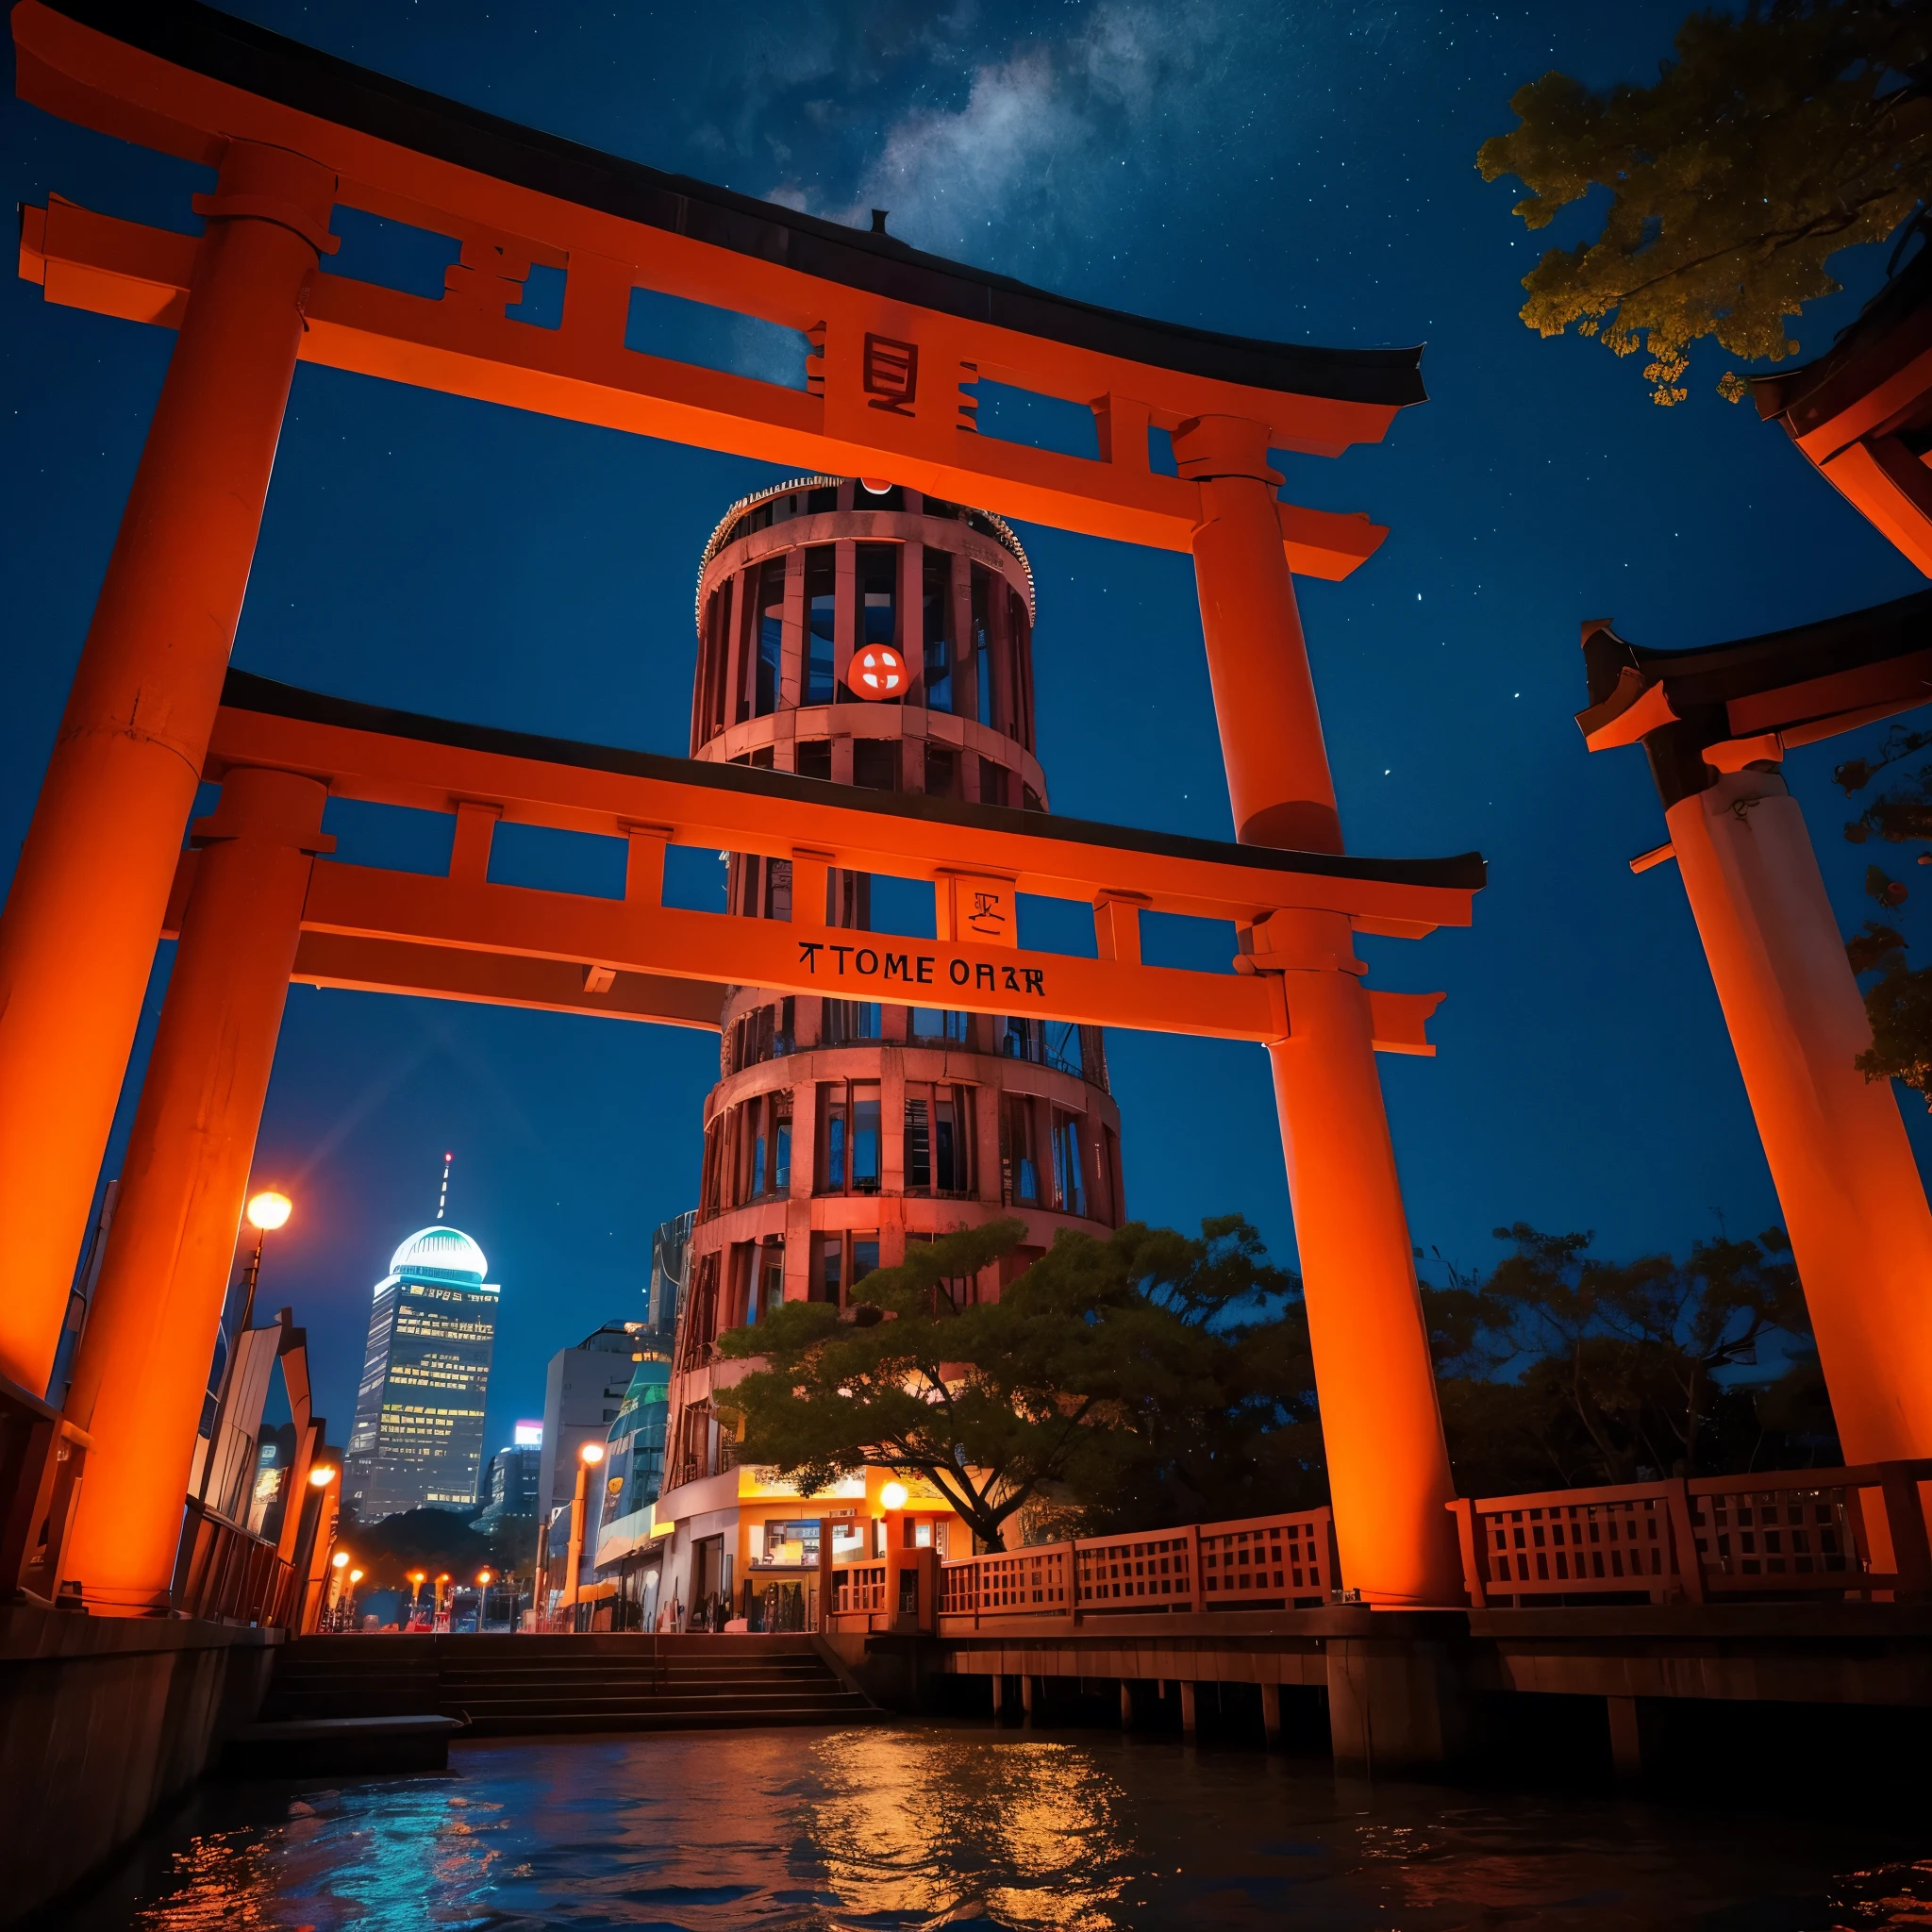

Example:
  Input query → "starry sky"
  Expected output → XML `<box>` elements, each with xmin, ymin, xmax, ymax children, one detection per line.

<box><xmin>4</xmin><ymin>1</ymin><xmax>1925</xmax><ymax>1461</ymax></box>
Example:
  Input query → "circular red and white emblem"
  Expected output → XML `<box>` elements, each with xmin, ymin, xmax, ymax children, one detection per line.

<box><xmin>845</xmin><ymin>644</ymin><xmax>907</xmax><ymax>700</ymax></box>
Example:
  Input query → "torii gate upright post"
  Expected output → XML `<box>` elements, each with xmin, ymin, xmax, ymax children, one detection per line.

<box><xmin>0</xmin><ymin>139</ymin><xmax>336</xmax><ymax>1400</ymax></box>
<box><xmin>1178</xmin><ymin>415</ymin><xmax>1461</xmax><ymax>1607</ymax></box>
<box><xmin>1578</xmin><ymin>608</ymin><xmax>1932</xmax><ymax>1467</ymax></box>
<box><xmin>59</xmin><ymin>766</ymin><xmax>329</xmax><ymax>1610</ymax></box>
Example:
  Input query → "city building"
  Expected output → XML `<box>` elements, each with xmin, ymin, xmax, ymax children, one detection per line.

<box><xmin>655</xmin><ymin>477</ymin><xmax>1129</xmax><ymax>1624</ymax></box>
<box><xmin>343</xmin><ymin>1225</ymin><xmax>498</xmax><ymax>1524</ymax></box>
<box><xmin>537</xmin><ymin>1322</ymin><xmax>671</xmax><ymax>1577</ymax></box>
<box><xmin>591</xmin><ymin>1359</ymin><xmax>674</xmax><ymax>1625</ymax></box>
<box><xmin>473</xmin><ymin>1422</ymin><xmax>542</xmax><ymax>1530</ymax></box>
<box><xmin>648</xmin><ymin>1209</ymin><xmax>696</xmax><ymax>1339</ymax></box>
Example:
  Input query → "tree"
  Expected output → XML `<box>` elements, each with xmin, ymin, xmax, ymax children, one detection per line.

<box><xmin>1478</xmin><ymin>2</ymin><xmax>1932</xmax><ymax>404</ymax></box>
<box><xmin>714</xmin><ymin>1215</ymin><xmax>1316</xmax><ymax>1550</ymax></box>
<box><xmin>337</xmin><ymin>1505</ymin><xmax>494</xmax><ymax>1590</ymax></box>
<box><xmin>1836</xmin><ymin>724</ymin><xmax>1932</xmax><ymax>1101</ymax></box>
<box><xmin>1426</xmin><ymin>1224</ymin><xmax>1820</xmax><ymax>1493</ymax></box>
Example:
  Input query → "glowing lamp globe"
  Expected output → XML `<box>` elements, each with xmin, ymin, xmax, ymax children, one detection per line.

<box><xmin>309</xmin><ymin>1464</ymin><xmax>337</xmax><ymax>1487</ymax></box>
<box><xmin>476</xmin><ymin>1569</ymin><xmax>492</xmax><ymax>1586</ymax></box>
<box><xmin>331</xmin><ymin>1550</ymin><xmax>349</xmax><ymax>1570</ymax></box>
<box><xmin>245</xmin><ymin>1190</ymin><xmax>292</xmax><ymax>1232</ymax></box>
<box><xmin>844</xmin><ymin>644</ymin><xmax>906</xmax><ymax>700</ymax></box>
<box><xmin>348</xmin><ymin>1569</ymin><xmax>364</xmax><ymax>1585</ymax></box>
<box><xmin>879</xmin><ymin>1480</ymin><xmax>910</xmax><ymax>1512</ymax></box>
<box><xmin>580</xmin><ymin>1441</ymin><xmax>606</xmax><ymax>1465</ymax></box>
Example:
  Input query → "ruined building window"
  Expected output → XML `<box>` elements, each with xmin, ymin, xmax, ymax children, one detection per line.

<box><xmin>822</xmin><ymin>1080</ymin><xmax>882</xmax><ymax>1192</ymax></box>
<box><xmin>1008</xmin><ymin>590</ymin><xmax>1034</xmax><ymax>749</ymax></box>
<box><xmin>923</xmin><ymin>550</ymin><xmax>953</xmax><ymax>713</ymax></box>
<box><xmin>905</xmin><ymin>1094</ymin><xmax>929</xmax><ymax>1191</ymax></box>
<box><xmin>852</xmin><ymin>739</ymin><xmax>897</xmax><ymax>791</ymax></box>
<box><xmin>1002</xmin><ymin>1093</ymin><xmax>1039</xmax><ymax>1206</ymax></box>
<box><xmin>970</xmin><ymin>565</ymin><xmax>996</xmax><ymax>729</ymax></box>
<box><xmin>905</xmin><ymin>1083</ymin><xmax>972</xmax><ymax>1195</ymax></box>
<box><xmin>728</xmin><ymin>998</ymin><xmax>794</xmax><ymax>1074</ymax></box>
<box><xmin>754</xmin><ymin>558</ymin><xmax>785</xmax><ymax>717</ymax></box>
<box><xmin>857</xmin><ymin>542</ymin><xmax>898</xmax><ymax>654</ymax></box>
<box><xmin>924</xmin><ymin>742</ymin><xmax>957</xmax><ymax>798</ymax></box>
<box><xmin>1051</xmin><ymin>1108</ymin><xmax>1087</xmax><ymax>1218</ymax></box>
<box><xmin>812</xmin><ymin>1231</ymin><xmax>880</xmax><ymax>1305</ymax></box>
<box><xmin>909</xmin><ymin>1009</ymin><xmax>970</xmax><ymax>1045</ymax></box>
<box><xmin>752</xmin><ymin>1239</ymin><xmax>785</xmax><ymax>1323</ymax></box>
<box><xmin>978</xmin><ymin>758</ymin><xmax>1008</xmax><ymax>808</ymax></box>
<box><xmin>805</xmin><ymin>546</ymin><xmax>837</xmax><ymax>705</ymax></box>
<box><xmin>823</xmin><ymin>999</ymin><xmax>881</xmax><ymax>1045</ymax></box>
<box><xmin>796</xmin><ymin>739</ymin><xmax>832</xmax><ymax>781</ymax></box>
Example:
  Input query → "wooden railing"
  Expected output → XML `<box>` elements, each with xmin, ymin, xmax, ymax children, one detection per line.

<box><xmin>1450</xmin><ymin>1460</ymin><xmax>1932</xmax><ymax>1606</ymax></box>
<box><xmin>916</xmin><ymin>1507</ymin><xmax>1339</xmax><ymax>1631</ymax></box>
<box><xmin>171</xmin><ymin>1494</ymin><xmax>300</xmax><ymax>1625</ymax></box>
<box><xmin>0</xmin><ymin>1368</ymin><xmax>91</xmax><ymax>1605</ymax></box>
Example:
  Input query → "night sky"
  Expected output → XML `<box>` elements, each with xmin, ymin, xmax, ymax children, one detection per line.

<box><xmin>4</xmin><ymin>1</ymin><xmax>1924</xmax><ymax>1461</ymax></box>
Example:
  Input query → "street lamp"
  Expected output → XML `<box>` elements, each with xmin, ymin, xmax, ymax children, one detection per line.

<box><xmin>559</xmin><ymin>1440</ymin><xmax>607</xmax><ymax>1620</ymax></box>
<box><xmin>309</xmin><ymin>1463</ymin><xmax>337</xmax><ymax>1487</ymax></box>
<box><xmin>880</xmin><ymin>1481</ymin><xmax>909</xmax><ymax>1511</ymax></box>
<box><xmin>331</xmin><ymin>1549</ymin><xmax>350</xmax><ymax>1570</ymax></box>
<box><xmin>197</xmin><ymin>1185</ymin><xmax>295</xmax><ymax>1507</ymax></box>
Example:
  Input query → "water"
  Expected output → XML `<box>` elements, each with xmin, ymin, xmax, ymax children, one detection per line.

<box><xmin>60</xmin><ymin>1722</ymin><xmax>1932</xmax><ymax>1930</ymax></box>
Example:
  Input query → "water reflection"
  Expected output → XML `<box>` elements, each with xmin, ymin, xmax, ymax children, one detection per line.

<box><xmin>59</xmin><ymin>1722</ymin><xmax>1932</xmax><ymax>1931</ymax></box>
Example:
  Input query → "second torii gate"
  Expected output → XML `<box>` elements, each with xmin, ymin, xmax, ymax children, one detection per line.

<box><xmin>5</xmin><ymin>0</ymin><xmax>1467</xmax><ymax>1607</ymax></box>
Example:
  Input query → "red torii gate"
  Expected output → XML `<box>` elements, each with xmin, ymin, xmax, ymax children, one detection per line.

<box><xmin>4</xmin><ymin>0</ymin><xmax>1467</xmax><ymax>1609</ymax></box>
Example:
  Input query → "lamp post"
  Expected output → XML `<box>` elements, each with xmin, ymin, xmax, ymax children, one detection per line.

<box><xmin>475</xmin><ymin>1566</ymin><xmax>494</xmax><ymax>1632</ymax></box>
<box><xmin>195</xmin><ymin>1187</ymin><xmax>292</xmax><ymax>1510</ymax></box>
<box><xmin>559</xmin><ymin>1441</ymin><xmax>605</xmax><ymax>1625</ymax></box>
<box><xmin>408</xmin><ymin>1568</ymin><xmax>426</xmax><ymax>1629</ymax></box>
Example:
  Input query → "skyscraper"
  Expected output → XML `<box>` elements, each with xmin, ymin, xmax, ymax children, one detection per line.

<box><xmin>344</xmin><ymin>1224</ymin><xmax>498</xmax><ymax>1523</ymax></box>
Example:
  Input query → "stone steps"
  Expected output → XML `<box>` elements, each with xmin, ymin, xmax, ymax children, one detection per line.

<box><xmin>258</xmin><ymin>1633</ymin><xmax>880</xmax><ymax>1738</ymax></box>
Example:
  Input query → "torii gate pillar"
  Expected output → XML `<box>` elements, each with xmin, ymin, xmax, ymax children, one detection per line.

<box><xmin>61</xmin><ymin>765</ymin><xmax>329</xmax><ymax>1612</ymax></box>
<box><xmin>1667</xmin><ymin>769</ymin><xmax>1932</xmax><ymax>1462</ymax></box>
<box><xmin>1177</xmin><ymin>416</ymin><xmax>1461</xmax><ymax>1607</ymax></box>
<box><xmin>0</xmin><ymin>141</ymin><xmax>336</xmax><ymax>1400</ymax></box>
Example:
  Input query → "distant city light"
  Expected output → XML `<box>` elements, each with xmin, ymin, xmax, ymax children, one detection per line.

<box><xmin>514</xmin><ymin>1421</ymin><xmax>542</xmax><ymax>1447</ymax></box>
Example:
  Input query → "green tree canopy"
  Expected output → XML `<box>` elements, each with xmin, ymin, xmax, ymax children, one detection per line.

<box><xmin>1478</xmin><ymin>1</ymin><xmax>1932</xmax><ymax>404</ymax></box>
<box><xmin>1425</xmin><ymin>1224</ymin><xmax>1822</xmax><ymax>1495</ymax></box>
<box><xmin>714</xmin><ymin>1215</ymin><xmax>1317</xmax><ymax>1550</ymax></box>
<box><xmin>336</xmin><ymin>1505</ymin><xmax>495</xmax><ymax>1590</ymax></box>
<box><xmin>1835</xmin><ymin>723</ymin><xmax>1932</xmax><ymax>1101</ymax></box>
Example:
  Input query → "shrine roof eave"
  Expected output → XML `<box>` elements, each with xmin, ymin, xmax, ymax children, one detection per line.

<box><xmin>216</xmin><ymin>669</ymin><xmax>1486</xmax><ymax>904</ymax></box>
<box><xmin>1751</xmin><ymin>246</ymin><xmax>1932</xmax><ymax>462</ymax></box>
<box><xmin>1575</xmin><ymin>588</ymin><xmax>1932</xmax><ymax>756</ymax></box>
<box><xmin>20</xmin><ymin>0</ymin><xmax>1426</xmax><ymax>417</ymax></box>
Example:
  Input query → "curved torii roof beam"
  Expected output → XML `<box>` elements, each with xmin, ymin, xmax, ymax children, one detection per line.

<box><xmin>13</xmin><ymin>0</ymin><xmax>1421</xmax><ymax>573</ymax></box>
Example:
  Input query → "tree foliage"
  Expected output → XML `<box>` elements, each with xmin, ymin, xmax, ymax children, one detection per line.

<box><xmin>1478</xmin><ymin>1</ymin><xmax>1932</xmax><ymax>404</ymax></box>
<box><xmin>714</xmin><ymin>1216</ymin><xmax>1316</xmax><ymax>1550</ymax></box>
<box><xmin>336</xmin><ymin>1505</ymin><xmax>497</xmax><ymax>1590</ymax></box>
<box><xmin>1425</xmin><ymin>1224</ymin><xmax>1825</xmax><ymax>1495</ymax></box>
<box><xmin>1835</xmin><ymin>724</ymin><xmax>1932</xmax><ymax>1101</ymax></box>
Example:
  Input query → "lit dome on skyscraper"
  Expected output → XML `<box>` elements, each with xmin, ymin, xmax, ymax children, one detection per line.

<box><xmin>389</xmin><ymin>1225</ymin><xmax>488</xmax><ymax>1282</ymax></box>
